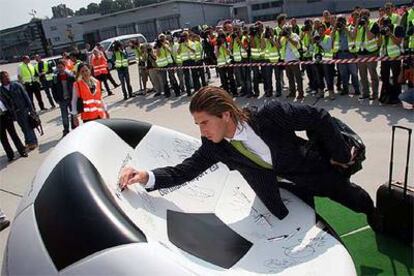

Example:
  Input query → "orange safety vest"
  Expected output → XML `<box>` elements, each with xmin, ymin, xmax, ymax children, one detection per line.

<box><xmin>76</xmin><ymin>79</ymin><xmax>105</xmax><ymax>121</ymax></box>
<box><xmin>91</xmin><ymin>55</ymin><xmax>108</xmax><ymax>76</ymax></box>
<box><xmin>65</xmin><ymin>59</ymin><xmax>74</xmax><ymax>72</ymax></box>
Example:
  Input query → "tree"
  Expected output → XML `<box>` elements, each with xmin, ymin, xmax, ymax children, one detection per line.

<box><xmin>116</xmin><ymin>0</ymin><xmax>134</xmax><ymax>10</ymax></box>
<box><xmin>86</xmin><ymin>3</ymin><xmax>100</xmax><ymax>14</ymax></box>
<box><xmin>75</xmin><ymin>7</ymin><xmax>88</xmax><ymax>16</ymax></box>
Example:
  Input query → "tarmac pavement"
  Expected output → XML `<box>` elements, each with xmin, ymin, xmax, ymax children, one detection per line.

<box><xmin>0</xmin><ymin>63</ymin><xmax>413</xmax><ymax>270</ymax></box>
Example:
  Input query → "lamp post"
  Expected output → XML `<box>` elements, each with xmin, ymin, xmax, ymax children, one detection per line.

<box><xmin>201</xmin><ymin>0</ymin><xmax>206</xmax><ymax>25</ymax></box>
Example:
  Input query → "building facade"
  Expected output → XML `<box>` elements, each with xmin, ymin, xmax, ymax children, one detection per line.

<box><xmin>0</xmin><ymin>20</ymin><xmax>48</xmax><ymax>61</ymax></box>
<box><xmin>80</xmin><ymin>0</ymin><xmax>231</xmax><ymax>44</ymax></box>
<box><xmin>42</xmin><ymin>14</ymin><xmax>100</xmax><ymax>55</ymax></box>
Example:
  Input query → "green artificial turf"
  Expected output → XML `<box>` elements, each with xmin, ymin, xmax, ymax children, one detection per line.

<box><xmin>315</xmin><ymin>197</ymin><xmax>414</xmax><ymax>276</ymax></box>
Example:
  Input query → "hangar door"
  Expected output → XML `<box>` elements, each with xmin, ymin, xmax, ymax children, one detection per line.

<box><xmin>136</xmin><ymin>20</ymin><xmax>157</xmax><ymax>42</ymax></box>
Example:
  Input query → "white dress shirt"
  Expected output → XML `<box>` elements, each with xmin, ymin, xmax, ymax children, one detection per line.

<box><xmin>145</xmin><ymin>122</ymin><xmax>273</xmax><ymax>189</ymax></box>
<box><xmin>284</xmin><ymin>33</ymin><xmax>301</xmax><ymax>62</ymax></box>
<box><xmin>0</xmin><ymin>98</ymin><xmax>7</xmax><ymax>112</ymax></box>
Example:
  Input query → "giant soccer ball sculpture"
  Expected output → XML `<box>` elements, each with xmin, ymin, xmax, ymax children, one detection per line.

<box><xmin>2</xmin><ymin>119</ymin><xmax>356</xmax><ymax>275</ymax></box>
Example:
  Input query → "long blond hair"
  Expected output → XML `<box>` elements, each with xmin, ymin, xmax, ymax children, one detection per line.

<box><xmin>189</xmin><ymin>86</ymin><xmax>249</xmax><ymax>124</ymax></box>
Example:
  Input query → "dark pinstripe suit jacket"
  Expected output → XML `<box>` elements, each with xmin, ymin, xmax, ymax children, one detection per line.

<box><xmin>151</xmin><ymin>101</ymin><xmax>350</xmax><ymax>219</ymax></box>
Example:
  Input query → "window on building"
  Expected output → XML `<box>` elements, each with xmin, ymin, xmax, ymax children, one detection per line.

<box><xmin>118</xmin><ymin>23</ymin><xmax>136</xmax><ymax>35</ymax></box>
<box><xmin>307</xmin><ymin>0</ymin><xmax>321</xmax><ymax>2</ymax></box>
<box><xmin>50</xmin><ymin>26</ymin><xmax>57</xmax><ymax>31</ymax></box>
<box><xmin>66</xmin><ymin>24</ymin><xmax>72</xmax><ymax>28</ymax></box>
<box><xmin>53</xmin><ymin>37</ymin><xmax>60</xmax><ymax>42</ymax></box>
<box><xmin>261</xmin><ymin>3</ymin><xmax>270</xmax><ymax>9</ymax></box>
<box><xmin>271</xmin><ymin>1</ymin><xmax>283</xmax><ymax>8</ymax></box>
<box><xmin>252</xmin><ymin>4</ymin><xmax>260</xmax><ymax>11</ymax></box>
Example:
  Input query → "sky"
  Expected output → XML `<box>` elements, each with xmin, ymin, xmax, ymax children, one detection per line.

<box><xmin>0</xmin><ymin>0</ymin><xmax>100</xmax><ymax>29</ymax></box>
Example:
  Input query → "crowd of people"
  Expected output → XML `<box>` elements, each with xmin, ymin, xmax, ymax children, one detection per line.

<box><xmin>1</xmin><ymin>1</ymin><xmax>414</xmax><ymax>166</ymax></box>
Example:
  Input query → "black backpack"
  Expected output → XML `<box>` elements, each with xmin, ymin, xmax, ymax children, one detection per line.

<box><xmin>307</xmin><ymin>117</ymin><xmax>366</xmax><ymax>176</ymax></box>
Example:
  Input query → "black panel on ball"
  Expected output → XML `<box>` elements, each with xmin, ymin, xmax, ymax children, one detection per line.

<box><xmin>167</xmin><ymin>210</ymin><xmax>252</xmax><ymax>269</ymax></box>
<box><xmin>95</xmin><ymin>119</ymin><xmax>152</xmax><ymax>148</ymax></box>
<box><xmin>34</xmin><ymin>152</ymin><xmax>147</xmax><ymax>271</ymax></box>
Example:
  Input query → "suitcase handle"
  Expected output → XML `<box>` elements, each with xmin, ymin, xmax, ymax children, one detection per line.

<box><xmin>389</xmin><ymin>126</ymin><xmax>412</xmax><ymax>197</ymax></box>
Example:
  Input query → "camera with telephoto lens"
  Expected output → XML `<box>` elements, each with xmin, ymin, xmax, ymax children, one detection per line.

<box><xmin>407</xmin><ymin>25</ymin><xmax>414</xmax><ymax>36</ymax></box>
<box><xmin>314</xmin><ymin>53</ymin><xmax>323</xmax><ymax>63</ymax></box>
<box><xmin>359</xmin><ymin>16</ymin><xmax>368</xmax><ymax>26</ymax></box>
<box><xmin>280</xmin><ymin>27</ymin><xmax>291</xmax><ymax>37</ymax></box>
<box><xmin>249</xmin><ymin>26</ymin><xmax>258</xmax><ymax>36</ymax></box>
<box><xmin>155</xmin><ymin>39</ymin><xmax>163</xmax><ymax>49</ymax></box>
<box><xmin>313</xmin><ymin>33</ymin><xmax>321</xmax><ymax>43</ymax></box>
<box><xmin>301</xmin><ymin>24</ymin><xmax>312</xmax><ymax>32</ymax></box>
<box><xmin>380</xmin><ymin>26</ymin><xmax>390</xmax><ymax>36</ymax></box>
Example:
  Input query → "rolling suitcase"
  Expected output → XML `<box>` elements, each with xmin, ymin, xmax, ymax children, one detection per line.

<box><xmin>376</xmin><ymin>125</ymin><xmax>413</xmax><ymax>244</ymax></box>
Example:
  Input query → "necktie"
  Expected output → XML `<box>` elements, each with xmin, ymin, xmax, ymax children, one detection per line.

<box><xmin>230</xmin><ymin>140</ymin><xmax>273</xmax><ymax>169</ymax></box>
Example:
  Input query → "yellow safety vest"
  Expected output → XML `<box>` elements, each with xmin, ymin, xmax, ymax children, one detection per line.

<box><xmin>407</xmin><ymin>9</ymin><xmax>414</xmax><ymax>49</ymax></box>
<box><xmin>216</xmin><ymin>46</ymin><xmax>231</xmax><ymax>66</ymax></box>
<box><xmin>179</xmin><ymin>41</ymin><xmax>194</xmax><ymax>61</ymax></box>
<box><xmin>114</xmin><ymin>51</ymin><xmax>129</xmax><ymax>68</ymax></box>
<box><xmin>173</xmin><ymin>42</ymin><xmax>182</xmax><ymax>65</ymax></box>
<box><xmin>156</xmin><ymin>47</ymin><xmax>169</xmax><ymax>68</ymax></box>
<box><xmin>322</xmin><ymin>35</ymin><xmax>333</xmax><ymax>60</ymax></box>
<box><xmin>301</xmin><ymin>33</ymin><xmax>313</xmax><ymax>58</ymax></box>
<box><xmin>354</xmin><ymin>21</ymin><xmax>379</xmax><ymax>53</ymax></box>
<box><xmin>232</xmin><ymin>40</ymin><xmax>242</xmax><ymax>62</ymax></box>
<box><xmin>381</xmin><ymin>34</ymin><xmax>401</xmax><ymax>58</ymax></box>
<box><xmin>35</xmin><ymin>62</ymin><xmax>53</xmax><ymax>81</ymax></box>
<box><xmin>280</xmin><ymin>36</ymin><xmax>300</xmax><ymax>60</ymax></box>
<box><xmin>264</xmin><ymin>39</ymin><xmax>279</xmax><ymax>63</ymax></box>
<box><xmin>240</xmin><ymin>36</ymin><xmax>249</xmax><ymax>59</ymax></box>
<box><xmin>250</xmin><ymin>36</ymin><xmax>261</xmax><ymax>60</ymax></box>
<box><xmin>332</xmin><ymin>30</ymin><xmax>357</xmax><ymax>54</ymax></box>
<box><xmin>19</xmin><ymin>63</ymin><xmax>36</xmax><ymax>83</ymax></box>
<box><xmin>194</xmin><ymin>41</ymin><xmax>203</xmax><ymax>61</ymax></box>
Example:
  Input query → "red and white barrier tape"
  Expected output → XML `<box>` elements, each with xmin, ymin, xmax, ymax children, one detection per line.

<box><xmin>151</xmin><ymin>55</ymin><xmax>410</xmax><ymax>71</ymax></box>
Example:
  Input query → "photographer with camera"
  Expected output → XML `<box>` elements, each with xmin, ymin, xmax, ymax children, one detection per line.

<box><xmin>278</xmin><ymin>24</ymin><xmax>304</xmax><ymax>100</ymax></box>
<box><xmin>378</xmin><ymin>16</ymin><xmax>405</xmax><ymax>104</ymax></box>
<box><xmin>332</xmin><ymin>15</ymin><xmax>361</xmax><ymax>98</ymax></box>
<box><xmin>301</xmin><ymin>19</ymin><xmax>318</xmax><ymax>94</ymax></box>
<box><xmin>384</xmin><ymin>2</ymin><xmax>401</xmax><ymax>25</ymax></box>
<box><xmin>112</xmin><ymin>41</ymin><xmax>133</xmax><ymax>100</ymax></box>
<box><xmin>190</xmin><ymin>33</ymin><xmax>207</xmax><ymax>88</ymax></box>
<box><xmin>215</xmin><ymin>33</ymin><xmax>237</xmax><ymax>96</ymax></box>
<box><xmin>154</xmin><ymin>34</ymin><xmax>180</xmax><ymax>97</ymax></box>
<box><xmin>312</xmin><ymin>24</ymin><xmax>335</xmax><ymax>100</ymax></box>
<box><xmin>401</xmin><ymin>1</ymin><xmax>414</xmax><ymax>52</ymax></box>
<box><xmin>249</xmin><ymin>22</ymin><xmax>264</xmax><ymax>98</ymax></box>
<box><xmin>146</xmin><ymin>44</ymin><xmax>164</xmax><ymax>97</ymax></box>
<box><xmin>230</xmin><ymin>26</ymin><xmax>249</xmax><ymax>96</ymax></box>
<box><xmin>262</xmin><ymin>26</ymin><xmax>282</xmax><ymax>97</ymax></box>
<box><xmin>351</xmin><ymin>9</ymin><xmax>380</xmax><ymax>100</ymax></box>
<box><xmin>178</xmin><ymin>31</ymin><xmax>201</xmax><ymax>96</ymax></box>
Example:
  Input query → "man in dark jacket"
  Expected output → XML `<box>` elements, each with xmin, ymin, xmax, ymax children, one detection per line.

<box><xmin>0</xmin><ymin>71</ymin><xmax>38</xmax><ymax>150</ymax></box>
<box><xmin>120</xmin><ymin>86</ymin><xmax>382</xmax><ymax>232</ymax></box>
<box><xmin>0</xmin><ymin>93</ymin><xmax>28</xmax><ymax>161</ymax></box>
<box><xmin>51</xmin><ymin>60</ymin><xmax>75</xmax><ymax>137</ymax></box>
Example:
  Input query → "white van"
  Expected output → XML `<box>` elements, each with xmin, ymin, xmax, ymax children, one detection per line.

<box><xmin>99</xmin><ymin>34</ymin><xmax>147</xmax><ymax>69</ymax></box>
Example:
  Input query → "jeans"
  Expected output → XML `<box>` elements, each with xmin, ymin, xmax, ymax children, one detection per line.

<box><xmin>239</xmin><ymin>60</ymin><xmax>252</xmax><ymax>95</ymax></box>
<box><xmin>16</xmin><ymin>110</ymin><xmax>37</xmax><ymax>145</ymax></box>
<box><xmin>336</xmin><ymin>52</ymin><xmax>360</xmax><ymax>94</ymax></box>
<box><xmin>25</xmin><ymin>82</ymin><xmax>45</xmax><ymax>110</ymax></box>
<box><xmin>399</xmin><ymin>88</ymin><xmax>414</xmax><ymax>105</ymax></box>
<box><xmin>59</xmin><ymin>99</ymin><xmax>71</xmax><ymax>133</ymax></box>
<box><xmin>358</xmin><ymin>55</ymin><xmax>379</xmax><ymax>97</ymax></box>
<box><xmin>286</xmin><ymin>63</ymin><xmax>303</xmax><ymax>96</ymax></box>
<box><xmin>117</xmin><ymin>67</ymin><xmax>133</xmax><ymax>97</ymax></box>
<box><xmin>40</xmin><ymin>78</ymin><xmax>56</xmax><ymax>107</ymax></box>
<box><xmin>96</xmin><ymin>74</ymin><xmax>112</xmax><ymax>95</ymax></box>
<box><xmin>322</xmin><ymin>64</ymin><xmax>335</xmax><ymax>91</ymax></box>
